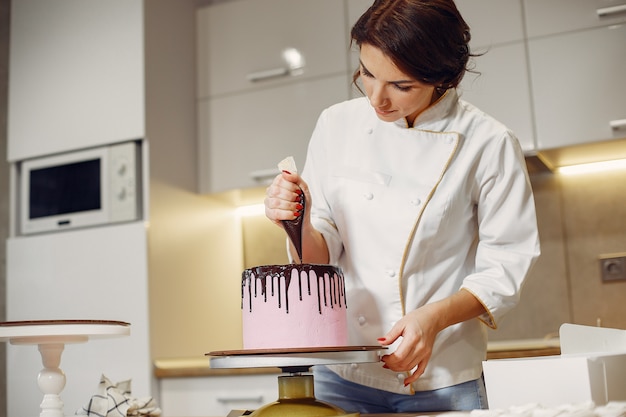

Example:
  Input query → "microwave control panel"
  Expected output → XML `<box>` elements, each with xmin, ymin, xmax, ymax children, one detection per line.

<box><xmin>109</xmin><ymin>141</ymin><xmax>140</xmax><ymax>223</ymax></box>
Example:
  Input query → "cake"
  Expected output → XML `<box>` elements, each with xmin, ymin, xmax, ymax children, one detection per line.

<box><xmin>241</xmin><ymin>263</ymin><xmax>348</xmax><ymax>350</ymax></box>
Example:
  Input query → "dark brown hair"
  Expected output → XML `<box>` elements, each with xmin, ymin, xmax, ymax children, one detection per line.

<box><xmin>351</xmin><ymin>0</ymin><xmax>474</xmax><ymax>92</ymax></box>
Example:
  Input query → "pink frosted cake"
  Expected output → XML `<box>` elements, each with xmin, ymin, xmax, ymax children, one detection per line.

<box><xmin>241</xmin><ymin>264</ymin><xmax>348</xmax><ymax>350</ymax></box>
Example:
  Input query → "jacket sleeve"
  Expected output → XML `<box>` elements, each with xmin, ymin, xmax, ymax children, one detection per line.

<box><xmin>461</xmin><ymin>131</ymin><xmax>541</xmax><ymax>328</ymax></box>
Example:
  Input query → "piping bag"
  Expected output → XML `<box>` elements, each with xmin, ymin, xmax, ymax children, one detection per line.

<box><xmin>277</xmin><ymin>156</ymin><xmax>304</xmax><ymax>263</ymax></box>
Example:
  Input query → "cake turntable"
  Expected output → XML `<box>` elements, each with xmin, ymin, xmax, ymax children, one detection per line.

<box><xmin>207</xmin><ymin>345</ymin><xmax>386</xmax><ymax>417</ymax></box>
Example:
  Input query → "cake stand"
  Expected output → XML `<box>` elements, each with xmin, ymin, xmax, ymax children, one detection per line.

<box><xmin>0</xmin><ymin>319</ymin><xmax>130</xmax><ymax>417</ymax></box>
<box><xmin>208</xmin><ymin>346</ymin><xmax>385</xmax><ymax>417</ymax></box>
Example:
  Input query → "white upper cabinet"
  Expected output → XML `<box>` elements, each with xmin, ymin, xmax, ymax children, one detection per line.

<box><xmin>524</xmin><ymin>0</ymin><xmax>626</xmax><ymax>38</ymax></box>
<box><xmin>460</xmin><ymin>43</ymin><xmax>535</xmax><ymax>153</ymax></box>
<box><xmin>197</xmin><ymin>0</ymin><xmax>348</xmax><ymax>99</ymax></box>
<box><xmin>456</xmin><ymin>0</ymin><xmax>525</xmax><ymax>47</ymax></box>
<box><xmin>346</xmin><ymin>0</ymin><xmax>373</xmax><ymax>73</ymax></box>
<box><xmin>528</xmin><ymin>24</ymin><xmax>626</xmax><ymax>149</ymax></box>
<box><xmin>8</xmin><ymin>0</ymin><xmax>145</xmax><ymax>161</ymax></box>
<box><xmin>198</xmin><ymin>75</ymin><xmax>350</xmax><ymax>194</ymax></box>
<box><xmin>197</xmin><ymin>0</ymin><xmax>352</xmax><ymax>193</ymax></box>
<box><xmin>456</xmin><ymin>0</ymin><xmax>535</xmax><ymax>152</ymax></box>
<box><xmin>524</xmin><ymin>0</ymin><xmax>626</xmax><ymax>149</ymax></box>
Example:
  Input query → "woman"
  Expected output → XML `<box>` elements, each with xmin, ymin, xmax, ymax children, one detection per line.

<box><xmin>264</xmin><ymin>0</ymin><xmax>540</xmax><ymax>413</ymax></box>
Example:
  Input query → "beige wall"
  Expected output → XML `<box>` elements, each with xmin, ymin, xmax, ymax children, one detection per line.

<box><xmin>487</xmin><ymin>169</ymin><xmax>626</xmax><ymax>341</ymax></box>
<box><xmin>559</xmin><ymin>169</ymin><xmax>626</xmax><ymax>328</ymax></box>
<box><xmin>144</xmin><ymin>0</ymin><xmax>247</xmax><ymax>358</ymax></box>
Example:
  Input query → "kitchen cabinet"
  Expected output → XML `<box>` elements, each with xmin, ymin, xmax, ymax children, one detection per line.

<box><xmin>196</xmin><ymin>0</ymin><xmax>352</xmax><ymax>193</ymax></box>
<box><xmin>6</xmin><ymin>223</ymin><xmax>152</xmax><ymax>417</ymax></box>
<box><xmin>7</xmin><ymin>0</ymin><xmax>144</xmax><ymax>161</ymax></box>
<box><xmin>346</xmin><ymin>0</ymin><xmax>370</xmax><ymax>99</ymax></box>
<box><xmin>197</xmin><ymin>0</ymin><xmax>348</xmax><ymax>98</ymax></box>
<box><xmin>198</xmin><ymin>75</ymin><xmax>349</xmax><ymax>193</ymax></box>
<box><xmin>460</xmin><ymin>43</ymin><xmax>535</xmax><ymax>152</ymax></box>
<box><xmin>524</xmin><ymin>0</ymin><xmax>626</xmax><ymax>39</ymax></box>
<box><xmin>524</xmin><ymin>0</ymin><xmax>626</xmax><ymax>150</ymax></box>
<box><xmin>456</xmin><ymin>0</ymin><xmax>525</xmax><ymax>46</ymax></box>
<box><xmin>456</xmin><ymin>0</ymin><xmax>535</xmax><ymax>152</ymax></box>
<box><xmin>528</xmin><ymin>24</ymin><xmax>626</xmax><ymax>149</ymax></box>
<box><xmin>159</xmin><ymin>372</ymin><xmax>279</xmax><ymax>417</ymax></box>
<box><xmin>346</xmin><ymin>0</ymin><xmax>373</xmax><ymax>74</ymax></box>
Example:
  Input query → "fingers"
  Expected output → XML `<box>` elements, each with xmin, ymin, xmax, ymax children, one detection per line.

<box><xmin>378</xmin><ymin>316</ymin><xmax>433</xmax><ymax>386</ymax></box>
<box><xmin>403</xmin><ymin>365</ymin><xmax>426</xmax><ymax>386</ymax></box>
<box><xmin>381</xmin><ymin>338</ymin><xmax>422</xmax><ymax>372</ymax></box>
<box><xmin>264</xmin><ymin>171</ymin><xmax>305</xmax><ymax>223</ymax></box>
<box><xmin>381</xmin><ymin>341</ymin><xmax>430</xmax><ymax>386</ymax></box>
<box><xmin>377</xmin><ymin>323</ymin><xmax>403</xmax><ymax>346</ymax></box>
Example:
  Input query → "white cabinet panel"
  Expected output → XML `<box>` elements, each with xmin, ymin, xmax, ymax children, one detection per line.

<box><xmin>6</xmin><ymin>223</ymin><xmax>152</xmax><ymax>417</ymax></box>
<box><xmin>199</xmin><ymin>75</ymin><xmax>350</xmax><ymax>194</ymax></box>
<box><xmin>346</xmin><ymin>0</ymin><xmax>371</xmax><ymax>76</ymax></box>
<box><xmin>524</xmin><ymin>0</ymin><xmax>626</xmax><ymax>38</ymax></box>
<box><xmin>347</xmin><ymin>0</ymin><xmax>372</xmax><ymax>25</ymax></box>
<box><xmin>529</xmin><ymin>25</ymin><xmax>626</xmax><ymax>149</ymax></box>
<box><xmin>8</xmin><ymin>0</ymin><xmax>145</xmax><ymax>161</ymax></box>
<box><xmin>461</xmin><ymin>42</ymin><xmax>535</xmax><ymax>152</ymax></box>
<box><xmin>197</xmin><ymin>0</ymin><xmax>348</xmax><ymax>98</ymax></box>
<box><xmin>456</xmin><ymin>0</ymin><xmax>525</xmax><ymax>48</ymax></box>
<box><xmin>159</xmin><ymin>373</ymin><xmax>279</xmax><ymax>417</ymax></box>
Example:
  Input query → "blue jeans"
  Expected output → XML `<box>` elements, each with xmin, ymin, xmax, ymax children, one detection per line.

<box><xmin>312</xmin><ymin>365</ymin><xmax>488</xmax><ymax>414</ymax></box>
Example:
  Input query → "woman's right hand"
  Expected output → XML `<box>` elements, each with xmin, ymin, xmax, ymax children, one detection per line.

<box><xmin>265</xmin><ymin>170</ymin><xmax>330</xmax><ymax>264</ymax></box>
<box><xmin>264</xmin><ymin>170</ymin><xmax>310</xmax><ymax>227</ymax></box>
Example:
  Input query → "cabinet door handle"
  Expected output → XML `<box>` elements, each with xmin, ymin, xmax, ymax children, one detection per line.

<box><xmin>610</xmin><ymin>119</ymin><xmax>626</xmax><ymax>130</ymax></box>
<box><xmin>249</xmin><ymin>168</ymin><xmax>280</xmax><ymax>183</ymax></box>
<box><xmin>247</xmin><ymin>67</ymin><xmax>289</xmax><ymax>82</ymax></box>
<box><xmin>217</xmin><ymin>395</ymin><xmax>264</xmax><ymax>403</ymax></box>
<box><xmin>596</xmin><ymin>5</ymin><xmax>626</xmax><ymax>17</ymax></box>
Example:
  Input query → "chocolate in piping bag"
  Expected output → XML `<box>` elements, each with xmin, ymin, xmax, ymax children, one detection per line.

<box><xmin>278</xmin><ymin>157</ymin><xmax>304</xmax><ymax>263</ymax></box>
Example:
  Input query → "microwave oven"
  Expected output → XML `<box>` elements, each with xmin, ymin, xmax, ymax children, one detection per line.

<box><xmin>18</xmin><ymin>141</ymin><xmax>143</xmax><ymax>235</ymax></box>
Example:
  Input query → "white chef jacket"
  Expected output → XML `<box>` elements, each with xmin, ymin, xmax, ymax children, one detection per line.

<box><xmin>300</xmin><ymin>89</ymin><xmax>540</xmax><ymax>394</ymax></box>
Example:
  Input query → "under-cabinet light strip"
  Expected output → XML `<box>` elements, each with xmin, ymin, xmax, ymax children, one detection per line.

<box><xmin>558</xmin><ymin>158</ymin><xmax>626</xmax><ymax>175</ymax></box>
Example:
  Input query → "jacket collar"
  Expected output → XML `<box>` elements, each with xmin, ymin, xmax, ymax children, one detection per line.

<box><xmin>392</xmin><ymin>88</ymin><xmax>458</xmax><ymax>129</ymax></box>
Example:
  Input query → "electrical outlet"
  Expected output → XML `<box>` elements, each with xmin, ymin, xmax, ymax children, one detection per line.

<box><xmin>599</xmin><ymin>254</ymin><xmax>626</xmax><ymax>282</ymax></box>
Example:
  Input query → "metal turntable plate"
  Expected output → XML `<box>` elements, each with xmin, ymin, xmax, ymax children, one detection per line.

<box><xmin>207</xmin><ymin>345</ymin><xmax>385</xmax><ymax>369</ymax></box>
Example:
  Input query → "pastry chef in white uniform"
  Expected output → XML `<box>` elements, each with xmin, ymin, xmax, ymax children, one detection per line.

<box><xmin>264</xmin><ymin>0</ymin><xmax>540</xmax><ymax>413</ymax></box>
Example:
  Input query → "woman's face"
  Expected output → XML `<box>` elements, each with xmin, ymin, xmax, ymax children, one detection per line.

<box><xmin>359</xmin><ymin>43</ymin><xmax>436</xmax><ymax>126</ymax></box>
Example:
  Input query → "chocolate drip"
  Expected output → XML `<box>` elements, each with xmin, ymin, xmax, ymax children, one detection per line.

<box><xmin>281</xmin><ymin>189</ymin><xmax>305</xmax><ymax>262</ymax></box>
<box><xmin>242</xmin><ymin>264</ymin><xmax>347</xmax><ymax>315</ymax></box>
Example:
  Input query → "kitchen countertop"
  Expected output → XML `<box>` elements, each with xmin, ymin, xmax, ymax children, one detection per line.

<box><xmin>154</xmin><ymin>338</ymin><xmax>561</xmax><ymax>379</ymax></box>
<box><xmin>153</xmin><ymin>356</ymin><xmax>282</xmax><ymax>378</ymax></box>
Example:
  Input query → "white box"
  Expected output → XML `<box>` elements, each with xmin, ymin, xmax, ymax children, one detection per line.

<box><xmin>483</xmin><ymin>324</ymin><xmax>626</xmax><ymax>409</ymax></box>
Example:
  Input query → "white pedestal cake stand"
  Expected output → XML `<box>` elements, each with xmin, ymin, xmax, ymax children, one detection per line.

<box><xmin>208</xmin><ymin>346</ymin><xmax>385</xmax><ymax>417</ymax></box>
<box><xmin>0</xmin><ymin>320</ymin><xmax>130</xmax><ymax>417</ymax></box>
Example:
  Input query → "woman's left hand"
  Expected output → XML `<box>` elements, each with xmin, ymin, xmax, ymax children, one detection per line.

<box><xmin>378</xmin><ymin>306</ymin><xmax>440</xmax><ymax>386</ymax></box>
<box><xmin>377</xmin><ymin>289</ymin><xmax>487</xmax><ymax>387</ymax></box>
